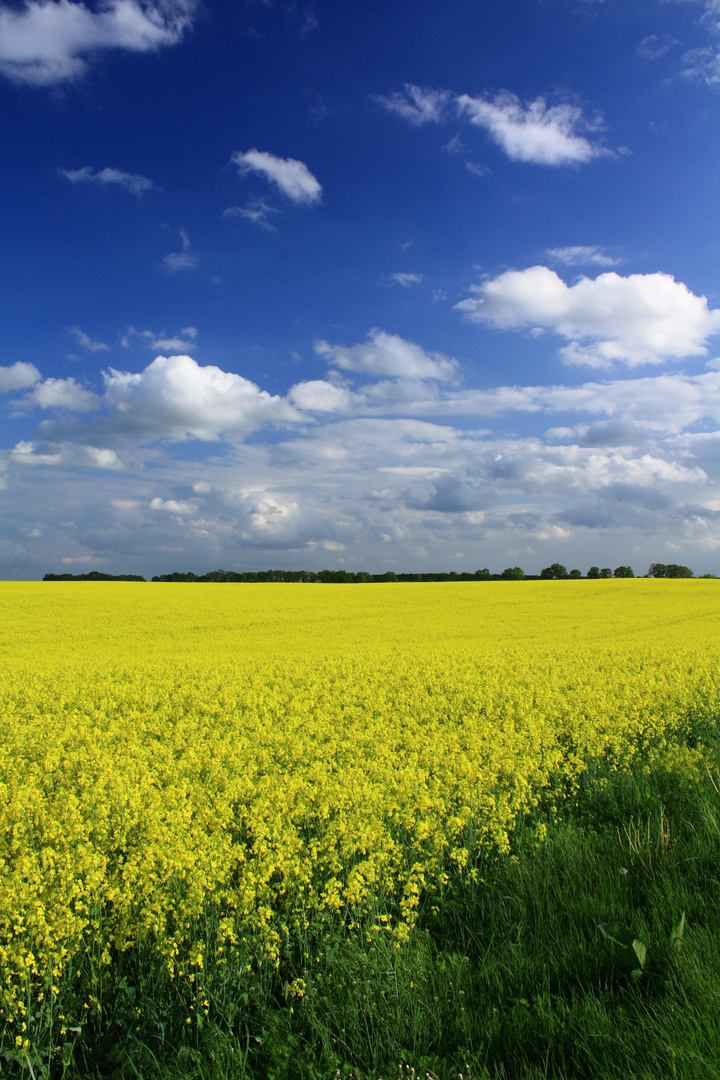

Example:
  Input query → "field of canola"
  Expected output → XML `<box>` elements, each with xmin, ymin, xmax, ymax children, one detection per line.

<box><xmin>0</xmin><ymin>580</ymin><xmax>718</xmax><ymax>1060</ymax></box>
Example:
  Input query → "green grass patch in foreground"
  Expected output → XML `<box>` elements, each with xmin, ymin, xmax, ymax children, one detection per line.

<box><xmin>9</xmin><ymin>761</ymin><xmax>720</xmax><ymax>1080</ymax></box>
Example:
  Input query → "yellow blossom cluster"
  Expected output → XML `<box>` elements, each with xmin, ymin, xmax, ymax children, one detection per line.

<box><xmin>0</xmin><ymin>580</ymin><xmax>717</xmax><ymax>1052</ymax></box>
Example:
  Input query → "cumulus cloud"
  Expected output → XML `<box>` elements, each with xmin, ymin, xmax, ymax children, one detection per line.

<box><xmin>422</xmin><ymin>472</ymin><xmax>493</xmax><ymax>513</ymax></box>
<box><xmin>314</xmin><ymin>329</ymin><xmax>457</xmax><ymax>381</ymax></box>
<box><xmin>8</xmin><ymin>347</ymin><xmax>720</xmax><ymax>573</ymax></box>
<box><xmin>59</xmin><ymin>166</ymin><xmax>153</xmax><ymax>196</ymax></box>
<box><xmin>455</xmin><ymin>266</ymin><xmax>720</xmax><ymax>367</ymax></box>
<box><xmin>10</xmin><ymin>439</ymin><xmax>118</xmax><ymax>467</ymax></box>
<box><xmin>0</xmin><ymin>0</ymin><xmax>196</xmax><ymax>86</ymax></box>
<box><xmin>0</xmin><ymin>361</ymin><xmax>41</xmax><ymax>392</ymax></box>
<box><xmin>98</xmin><ymin>354</ymin><xmax>301</xmax><ymax>441</ymax></box>
<box><xmin>149</xmin><ymin>496</ymin><xmax>197</xmax><ymax>514</ymax></box>
<box><xmin>288</xmin><ymin>379</ymin><xmax>353</xmax><ymax>413</ymax></box>
<box><xmin>26</xmin><ymin>377</ymin><xmax>101</xmax><ymax>411</ymax></box>
<box><xmin>376</xmin><ymin>83</ymin><xmax>607</xmax><ymax>166</ymax></box>
<box><xmin>231</xmin><ymin>149</ymin><xmax>322</xmax><ymax>204</ymax></box>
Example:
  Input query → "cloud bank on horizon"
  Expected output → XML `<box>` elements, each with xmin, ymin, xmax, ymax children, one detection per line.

<box><xmin>2</xmin><ymin>0</ymin><xmax>720</xmax><ymax>576</ymax></box>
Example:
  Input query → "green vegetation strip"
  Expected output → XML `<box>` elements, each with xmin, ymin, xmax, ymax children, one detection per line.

<box><xmin>7</xmin><ymin>752</ymin><xmax>720</xmax><ymax>1080</ymax></box>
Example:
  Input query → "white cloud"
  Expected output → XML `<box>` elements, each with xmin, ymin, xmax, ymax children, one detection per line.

<box><xmin>67</xmin><ymin>325</ymin><xmax>109</xmax><ymax>352</ymax></box>
<box><xmin>377</xmin><ymin>84</ymin><xmax>607</xmax><ymax>166</ymax></box>
<box><xmin>59</xmin><ymin>166</ymin><xmax>153</xmax><ymax>196</ymax></box>
<box><xmin>122</xmin><ymin>326</ymin><xmax>197</xmax><ymax>352</ymax></box>
<box><xmin>100</xmin><ymin>353</ymin><xmax>301</xmax><ymax>441</ymax></box>
<box><xmin>9</xmin><ymin>439</ymin><xmax>118</xmax><ymax>467</ymax></box>
<box><xmin>149</xmin><ymin>496</ymin><xmax>197</xmax><ymax>514</ymax></box>
<box><xmin>0</xmin><ymin>0</ymin><xmax>196</xmax><ymax>86</ymax></box>
<box><xmin>314</xmin><ymin>329</ymin><xmax>457</xmax><ymax>381</ymax></box>
<box><xmin>465</xmin><ymin>161</ymin><xmax>489</xmax><ymax>177</ymax></box>
<box><xmin>455</xmin><ymin>266</ymin><xmax>720</xmax><ymax>367</ymax></box>
<box><xmin>456</xmin><ymin>92</ymin><xmax>606</xmax><ymax>165</ymax></box>
<box><xmin>8</xmin><ymin>347</ymin><xmax>720</xmax><ymax>574</ymax></box>
<box><xmin>389</xmin><ymin>272</ymin><xmax>424</xmax><ymax>287</ymax></box>
<box><xmin>151</xmin><ymin>335</ymin><xmax>195</xmax><ymax>351</ymax></box>
<box><xmin>679</xmin><ymin>1</ymin><xmax>720</xmax><ymax>85</ymax></box>
<box><xmin>0</xmin><ymin>361</ymin><xmax>41</xmax><ymax>392</ymax></box>
<box><xmin>546</xmin><ymin>245</ymin><xmax>620</xmax><ymax>267</ymax></box>
<box><xmin>373</xmin><ymin>83</ymin><xmax>453</xmax><ymax>125</ymax></box>
<box><xmin>27</xmin><ymin>377</ymin><xmax>100</xmax><ymax>411</ymax></box>
<box><xmin>231</xmin><ymin>148</ymin><xmax>322</xmax><ymax>204</ymax></box>
<box><xmin>224</xmin><ymin>198</ymin><xmax>279</xmax><ymax>231</ymax></box>
<box><xmin>636</xmin><ymin>34</ymin><xmax>678</xmax><ymax>61</ymax></box>
<box><xmin>162</xmin><ymin>228</ymin><xmax>197</xmax><ymax>271</ymax></box>
<box><xmin>288</xmin><ymin>379</ymin><xmax>353</xmax><ymax>413</ymax></box>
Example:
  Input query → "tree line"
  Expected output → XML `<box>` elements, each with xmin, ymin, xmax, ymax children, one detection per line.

<box><xmin>42</xmin><ymin>562</ymin><xmax>707</xmax><ymax>583</ymax></box>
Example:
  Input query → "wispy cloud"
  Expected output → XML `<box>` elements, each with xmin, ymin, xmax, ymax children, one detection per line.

<box><xmin>374</xmin><ymin>84</ymin><xmax>453</xmax><ymax>126</ymax></box>
<box><xmin>377</xmin><ymin>83</ymin><xmax>609</xmax><ymax>166</ymax></box>
<box><xmin>0</xmin><ymin>0</ymin><xmax>197</xmax><ymax>86</ymax></box>
<box><xmin>546</xmin><ymin>245</ymin><xmax>621</xmax><ymax>267</ymax></box>
<box><xmin>67</xmin><ymin>325</ymin><xmax>109</xmax><ymax>352</ymax></box>
<box><xmin>162</xmin><ymin>228</ymin><xmax>197</xmax><ymax>272</ymax></box>
<box><xmin>59</xmin><ymin>165</ymin><xmax>154</xmax><ymax>197</ymax></box>
<box><xmin>387</xmin><ymin>272</ymin><xmax>424</xmax><ymax>288</ymax></box>
<box><xmin>456</xmin><ymin>92</ymin><xmax>607</xmax><ymax>166</ymax></box>
<box><xmin>679</xmin><ymin>0</ymin><xmax>720</xmax><ymax>86</ymax></box>
<box><xmin>121</xmin><ymin>325</ymin><xmax>198</xmax><ymax>352</ymax></box>
<box><xmin>636</xmin><ymin>33</ymin><xmax>678</xmax><ymax>61</ymax></box>
<box><xmin>231</xmin><ymin>148</ymin><xmax>322</xmax><ymax>204</ymax></box>
<box><xmin>224</xmin><ymin>198</ymin><xmax>280</xmax><ymax>231</ymax></box>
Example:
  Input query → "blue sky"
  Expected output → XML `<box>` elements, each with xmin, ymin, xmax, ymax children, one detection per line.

<box><xmin>3</xmin><ymin>0</ymin><xmax>720</xmax><ymax>577</ymax></box>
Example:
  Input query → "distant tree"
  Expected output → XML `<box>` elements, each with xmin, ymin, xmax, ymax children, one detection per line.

<box><xmin>586</xmin><ymin>566</ymin><xmax>600</xmax><ymax>578</ymax></box>
<box><xmin>376</xmin><ymin>571</ymin><xmax>398</xmax><ymax>582</ymax></box>
<box><xmin>474</xmin><ymin>568</ymin><xmax>491</xmax><ymax>579</ymax></box>
<box><xmin>501</xmin><ymin>566</ymin><xmax>525</xmax><ymax>580</ymax></box>
<box><xmin>600</xmin><ymin>568</ymin><xmax>612</xmax><ymax>578</ymax></box>
<box><xmin>648</xmin><ymin>563</ymin><xmax>694</xmax><ymax>578</ymax></box>
<box><xmin>540</xmin><ymin>563</ymin><xmax>567</xmax><ymax>579</ymax></box>
<box><xmin>568</xmin><ymin>569</ymin><xmax>582</xmax><ymax>578</ymax></box>
<box><xmin>614</xmin><ymin>566</ymin><xmax>634</xmax><ymax>578</ymax></box>
<box><xmin>665</xmin><ymin>564</ymin><xmax>693</xmax><ymax>578</ymax></box>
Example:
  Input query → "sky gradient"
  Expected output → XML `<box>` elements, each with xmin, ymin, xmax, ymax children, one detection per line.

<box><xmin>2</xmin><ymin>0</ymin><xmax>720</xmax><ymax>577</ymax></box>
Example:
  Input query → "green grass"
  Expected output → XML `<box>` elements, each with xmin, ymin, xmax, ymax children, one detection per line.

<box><xmin>7</xmin><ymin>758</ymin><xmax>720</xmax><ymax>1080</ymax></box>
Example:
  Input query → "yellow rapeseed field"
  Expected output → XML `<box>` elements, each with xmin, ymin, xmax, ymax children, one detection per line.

<box><xmin>0</xmin><ymin>580</ymin><xmax>718</xmax><ymax>1053</ymax></box>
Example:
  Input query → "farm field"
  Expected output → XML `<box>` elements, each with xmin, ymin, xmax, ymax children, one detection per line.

<box><xmin>1</xmin><ymin>581</ymin><xmax>719</xmax><ymax>1079</ymax></box>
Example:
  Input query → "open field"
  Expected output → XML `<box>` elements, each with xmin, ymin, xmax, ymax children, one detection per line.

<box><xmin>0</xmin><ymin>582</ymin><xmax>719</xmax><ymax>1078</ymax></box>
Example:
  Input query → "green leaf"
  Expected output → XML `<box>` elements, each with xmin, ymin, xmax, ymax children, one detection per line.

<box><xmin>598</xmin><ymin>921</ymin><xmax>635</xmax><ymax>949</ymax></box>
<box><xmin>631</xmin><ymin>938</ymin><xmax>647</xmax><ymax>972</ymax></box>
<box><xmin>600</xmin><ymin>922</ymin><xmax>647</xmax><ymax>977</ymax></box>
<box><xmin>670</xmin><ymin>911</ymin><xmax>686</xmax><ymax>952</ymax></box>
